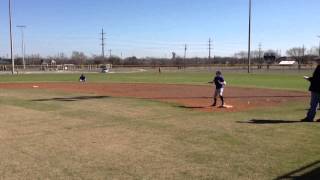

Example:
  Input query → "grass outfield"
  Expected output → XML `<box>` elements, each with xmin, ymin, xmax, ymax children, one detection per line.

<box><xmin>0</xmin><ymin>71</ymin><xmax>312</xmax><ymax>91</ymax></box>
<box><xmin>0</xmin><ymin>72</ymin><xmax>319</xmax><ymax>179</ymax></box>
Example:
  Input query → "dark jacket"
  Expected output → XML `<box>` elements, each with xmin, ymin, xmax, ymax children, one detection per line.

<box><xmin>309</xmin><ymin>65</ymin><xmax>320</xmax><ymax>93</ymax></box>
<box><xmin>214</xmin><ymin>76</ymin><xmax>225</xmax><ymax>89</ymax></box>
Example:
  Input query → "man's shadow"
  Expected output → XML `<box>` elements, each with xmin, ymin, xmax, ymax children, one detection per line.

<box><xmin>238</xmin><ymin>119</ymin><xmax>302</xmax><ymax>124</ymax></box>
<box><xmin>32</xmin><ymin>96</ymin><xmax>110</xmax><ymax>102</ymax></box>
<box><xmin>275</xmin><ymin>160</ymin><xmax>320</xmax><ymax>180</ymax></box>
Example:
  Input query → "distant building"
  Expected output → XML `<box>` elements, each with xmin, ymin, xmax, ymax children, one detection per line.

<box><xmin>314</xmin><ymin>57</ymin><xmax>320</xmax><ymax>61</ymax></box>
<box><xmin>50</xmin><ymin>60</ymin><xmax>57</xmax><ymax>65</ymax></box>
<box><xmin>279</xmin><ymin>61</ymin><xmax>297</xmax><ymax>65</ymax></box>
<box><xmin>277</xmin><ymin>57</ymin><xmax>297</xmax><ymax>64</ymax></box>
<box><xmin>0</xmin><ymin>58</ymin><xmax>11</xmax><ymax>65</ymax></box>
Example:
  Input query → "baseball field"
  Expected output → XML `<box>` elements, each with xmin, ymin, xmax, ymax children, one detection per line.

<box><xmin>0</xmin><ymin>71</ymin><xmax>320</xmax><ymax>179</ymax></box>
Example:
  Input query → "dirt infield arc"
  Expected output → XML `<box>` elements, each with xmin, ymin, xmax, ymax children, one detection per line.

<box><xmin>0</xmin><ymin>83</ymin><xmax>308</xmax><ymax>112</ymax></box>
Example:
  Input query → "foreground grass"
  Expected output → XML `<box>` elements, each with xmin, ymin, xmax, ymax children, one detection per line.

<box><xmin>0</xmin><ymin>89</ymin><xmax>319</xmax><ymax>179</ymax></box>
<box><xmin>0</xmin><ymin>71</ymin><xmax>312</xmax><ymax>91</ymax></box>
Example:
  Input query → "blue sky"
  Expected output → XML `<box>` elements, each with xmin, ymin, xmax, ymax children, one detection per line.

<box><xmin>0</xmin><ymin>0</ymin><xmax>319</xmax><ymax>58</ymax></box>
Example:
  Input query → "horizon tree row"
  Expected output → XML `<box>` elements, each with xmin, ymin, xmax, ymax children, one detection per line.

<box><xmin>1</xmin><ymin>46</ymin><xmax>319</xmax><ymax>66</ymax></box>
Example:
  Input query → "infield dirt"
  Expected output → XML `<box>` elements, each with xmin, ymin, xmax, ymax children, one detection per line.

<box><xmin>0</xmin><ymin>83</ymin><xmax>308</xmax><ymax>112</ymax></box>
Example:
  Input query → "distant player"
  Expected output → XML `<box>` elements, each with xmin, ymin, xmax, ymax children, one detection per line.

<box><xmin>79</xmin><ymin>74</ymin><xmax>86</xmax><ymax>82</ymax></box>
<box><xmin>209</xmin><ymin>71</ymin><xmax>226</xmax><ymax>107</ymax></box>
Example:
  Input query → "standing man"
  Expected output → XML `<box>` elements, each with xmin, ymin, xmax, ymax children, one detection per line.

<box><xmin>302</xmin><ymin>59</ymin><xmax>320</xmax><ymax>122</ymax></box>
<box><xmin>209</xmin><ymin>71</ymin><xmax>226</xmax><ymax>107</ymax></box>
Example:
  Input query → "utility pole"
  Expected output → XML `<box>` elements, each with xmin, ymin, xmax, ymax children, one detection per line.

<box><xmin>184</xmin><ymin>44</ymin><xmax>187</xmax><ymax>68</ymax></box>
<box><xmin>17</xmin><ymin>25</ymin><xmax>26</xmax><ymax>69</ymax></box>
<box><xmin>109</xmin><ymin>49</ymin><xmax>112</xmax><ymax>58</ymax></box>
<box><xmin>100</xmin><ymin>28</ymin><xmax>106</xmax><ymax>58</ymax></box>
<box><xmin>299</xmin><ymin>45</ymin><xmax>305</xmax><ymax>70</ymax></box>
<box><xmin>9</xmin><ymin>0</ymin><xmax>15</xmax><ymax>74</ymax></box>
<box><xmin>209</xmin><ymin>38</ymin><xmax>212</xmax><ymax>63</ymax></box>
<box><xmin>209</xmin><ymin>38</ymin><xmax>211</xmax><ymax>60</ymax></box>
<box><xmin>258</xmin><ymin>43</ymin><xmax>262</xmax><ymax>62</ymax></box>
<box><xmin>247</xmin><ymin>0</ymin><xmax>252</xmax><ymax>73</ymax></box>
<box><xmin>258</xmin><ymin>43</ymin><xmax>262</xmax><ymax>69</ymax></box>
<box><xmin>318</xmin><ymin>35</ymin><xmax>320</xmax><ymax>56</ymax></box>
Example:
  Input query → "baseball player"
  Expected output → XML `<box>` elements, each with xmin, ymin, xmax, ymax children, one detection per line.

<box><xmin>79</xmin><ymin>74</ymin><xmax>86</xmax><ymax>82</ymax></box>
<box><xmin>209</xmin><ymin>71</ymin><xmax>226</xmax><ymax>107</ymax></box>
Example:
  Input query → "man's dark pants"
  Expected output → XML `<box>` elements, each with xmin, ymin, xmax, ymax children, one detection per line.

<box><xmin>307</xmin><ymin>92</ymin><xmax>320</xmax><ymax>121</ymax></box>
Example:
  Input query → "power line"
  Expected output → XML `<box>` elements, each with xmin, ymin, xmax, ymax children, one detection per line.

<box><xmin>106</xmin><ymin>41</ymin><xmax>207</xmax><ymax>48</ymax></box>
<box><xmin>107</xmin><ymin>39</ymin><xmax>206</xmax><ymax>46</ymax></box>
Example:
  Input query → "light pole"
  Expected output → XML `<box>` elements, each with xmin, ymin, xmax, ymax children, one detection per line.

<box><xmin>318</xmin><ymin>35</ymin><xmax>320</xmax><ymax>57</ymax></box>
<box><xmin>17</xmin><ymin>25</ymin><xmax>26</xmax><ymax>69</ymax></box>
<box><xmin>9</xmin><ymin>0</ymin><xmax>15</xmax><ymax>74</ymax></box>
<box><xmin>247</xmin><ymin>0</ymin><xmax>252</xmax><ymax>73</ymax></box>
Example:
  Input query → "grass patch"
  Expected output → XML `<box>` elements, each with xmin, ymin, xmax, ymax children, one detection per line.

<box><xmin>0</xmin><ymin>89</ymin><xmax>319</xmax><ymax>179</ymax></box>
<box><xmin>0</xmin><ymin>71</ymin><xmax>312</xmax><ymax>91</ymax></box>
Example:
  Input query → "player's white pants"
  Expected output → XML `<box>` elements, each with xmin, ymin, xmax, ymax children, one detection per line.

<box><xmin>214</xmin><ymin>88</ymin><xmax>224</xmax><ymax>98</ymax></box>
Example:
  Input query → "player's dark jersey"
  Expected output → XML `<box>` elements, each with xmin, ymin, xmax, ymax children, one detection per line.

<box><xmin>80</xmin><ymin>75</ymin><xmax>86</xmax><ymax>81</ymax></box>
<box><xmin>214</xmin><ymin>76</ymin><xmax>225</xmax><ymax>89</ymax></box>
<box><xmin>309</xmin><ymin>65</ymin><xmax>320</xmax><ymax>93</ymax></box>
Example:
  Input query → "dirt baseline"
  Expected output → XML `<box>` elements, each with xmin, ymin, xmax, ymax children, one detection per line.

<box><xmin>0</xmin><ymin>83</ymin><xmax>309</xmax><ymax>112</ymax></box>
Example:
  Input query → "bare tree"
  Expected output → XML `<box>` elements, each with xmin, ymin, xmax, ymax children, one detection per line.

<box><xmin>286</xmin><ymin>47</ymin><xmax>305</xmax><ymax>58</ymax></box>
<box><xmin>306</xmin><ymin>47</ymin><xmax>319</xmax><ymax>56</ymax></box>
<box><xmin>286</xmin><ymin>47</ymin><xmax>308</xmax><ymax>66</ymax></box>
<box><xmin>234</xmin><ymin>51</ymin><xmax>247</xmax><ymax>59</ymax></box>
<box><xmin>71</xmin><ymin>51</ymin><xmax>87</xmax><ymax>65</ymax></box>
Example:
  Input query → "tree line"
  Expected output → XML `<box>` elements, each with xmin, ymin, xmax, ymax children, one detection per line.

<box><xmin>1</xmin><ymin>46</ymin><xmax>319</xmax><ymax>66</ymax></box>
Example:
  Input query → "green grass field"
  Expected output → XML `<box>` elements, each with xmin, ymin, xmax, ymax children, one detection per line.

<box><xmin>0</xmin><ymin>71</ymin><xmax>312</xmax><ymax>91</ymax></box>
<box><xmin>0</xmin><ymin>72</ymin><xmax>319</xmax><ymax>179</ymax></box>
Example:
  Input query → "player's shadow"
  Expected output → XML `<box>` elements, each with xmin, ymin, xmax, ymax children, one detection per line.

<box><xmin>144</xmin><ymin>96</ymin><xmax>211</xmax><ymax>100</ymax></box>
<box><xmin>227</xmin><ymin>95</ymin><xmax>308</xmax><ymax>99</ymax></box>
<box><xmin>238</xmin><ymin>119</ymin><xmax>302</xmax><ymax>124</ymax></box>
<box><xmin>275</xmin><ymin>160</ymin><xmax>320</xmax><ymax>180</ymax></box>
<box><xmin>144</xmin><ymin>95</ymin><xmax>308</xmax><ymax>100</ymax></box>
<box><xmin>176</xmin><ymin>105</ymin><xmax>210</xmax><ymax>109</ymax></box>
<box><xmin>32</xmin><ymin>96</ymin><xmax>110</xmax><ymax>102</ymax></box>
